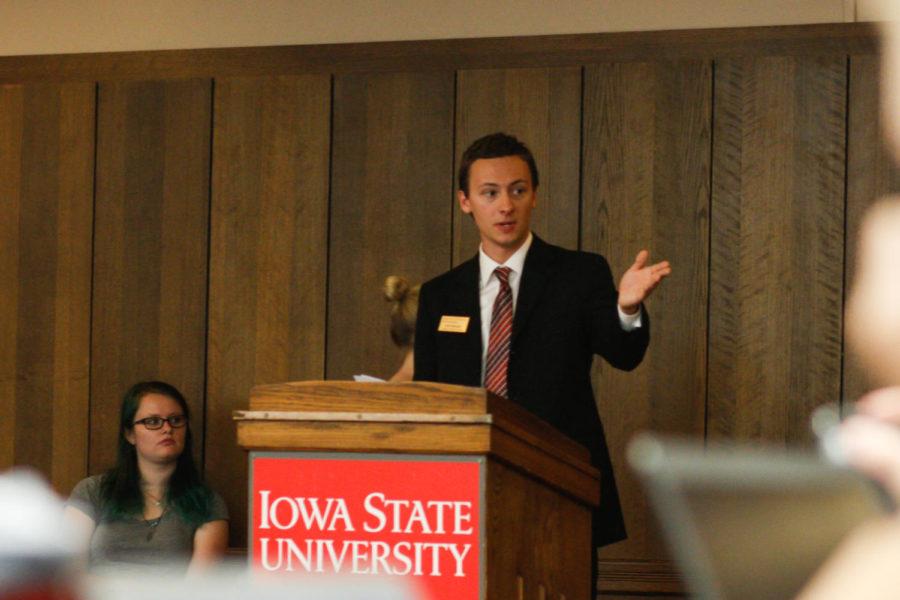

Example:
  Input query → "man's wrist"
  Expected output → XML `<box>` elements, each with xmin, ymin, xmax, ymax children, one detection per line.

<box><xmin>617</xmin><ymin>304</ymin><xmax>643</xmax><ymax>331</ymax></box>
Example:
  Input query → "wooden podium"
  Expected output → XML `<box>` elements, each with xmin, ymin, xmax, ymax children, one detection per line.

<box><xmin>234</xmin><ymin>380</ymin><xmax>600</xmax><ymax>600</ymax></box>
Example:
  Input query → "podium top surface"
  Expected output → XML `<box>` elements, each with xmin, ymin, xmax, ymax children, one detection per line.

<box><xmin>249</xmin><ymin>380</ymin><xmax>489</xmax><ymax>413</ymax></box>
<box><xmin>244</xmin><ymin>380</ymin><xmax>588</xmax><ymax>461</ymax></box>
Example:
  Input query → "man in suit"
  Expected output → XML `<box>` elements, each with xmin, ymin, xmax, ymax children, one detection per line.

<box><xmin>414</xmin><ymin>133</ymin><xmax>670</xmax><ymax>556</ymax></box>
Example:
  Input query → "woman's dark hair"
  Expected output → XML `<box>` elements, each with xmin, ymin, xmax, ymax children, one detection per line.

<box><xmin>457</xmin><ymin>132</ymin><xmax>540</xmax><ymax>195</ymax></box>
<box><xmin>99</xmin><ymin>381</ymin><xmax>213</xmax><ymax>525</ymax></box>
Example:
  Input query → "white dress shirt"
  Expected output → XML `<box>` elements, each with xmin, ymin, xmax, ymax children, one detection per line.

<box><xmin>477</xmin><ymin>232</ymin><xmax>642</xmax><ymax>381</ymax></box>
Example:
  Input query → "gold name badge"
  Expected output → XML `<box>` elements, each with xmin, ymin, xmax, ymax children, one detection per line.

<box><xmin>438</xmin><ymin>315</ymin><xmax>470</xmax><ymax>333</ymax></box>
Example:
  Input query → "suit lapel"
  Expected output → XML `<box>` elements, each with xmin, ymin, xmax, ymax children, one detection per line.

<box><xmin>513</xmin><ymin>235</ymin><xmax>556</xmax><ymax>344</ymax></box>
<box><xmin>450</xmin><ymin>256</ymin><xmax>483</xmax><ymax>380</ymax></box>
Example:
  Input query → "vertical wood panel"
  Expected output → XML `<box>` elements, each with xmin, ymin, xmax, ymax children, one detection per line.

<box><xmin>709</xmin><ymin>56</ymin><xmax>846</xmax><ymax>443</ymax></box>
<box><xmin>0</xmin><ymin>83</ymin><xmax>94</xmax><ymax>493</ymax></box>
<box><xmin>454</xmin><ymin>67</ymin><xmax>581</xmax><ymax>262</ymax></box>
<box><xmin>91</xmin><ymin>79</ymin><xmax>211</xmax><ymax>474</ymax></box>
<box><xmin>0</xmin><ymin>85</ymin><xmax>23</xmax><ymax>471</ymax></box>
<box><xmin>583</xmin><ymin>62</ymin><xmax>711</xmax><ymax>563</ymax></box>
<box><xmin>327</xmin><ymin>71</ymin><xmax>454</xmax><ymax>381</ymax></box>
<box><xmin>844</xmin><ymin>54</ymin><xmax>900</xmax><ymax>404</ymax></box>
<box><xmin>207</xmin><ymin>75</ymin><xmax>331</xmax><ymax>546</ymax></box>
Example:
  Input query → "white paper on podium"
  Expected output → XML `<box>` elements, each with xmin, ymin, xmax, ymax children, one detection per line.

<box><xmin>352</xmin><ymin>374</ymin><xmax>386</xmax><ymax>383</ymax></box>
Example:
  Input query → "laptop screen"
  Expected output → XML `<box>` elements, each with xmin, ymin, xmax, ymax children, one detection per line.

<box><xmin>628</xmin><ymin>434</ymin><xmax>889</xmax><ymax>600</ymax></box>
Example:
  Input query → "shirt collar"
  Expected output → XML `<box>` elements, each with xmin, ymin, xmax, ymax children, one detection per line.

<box><xmin>478</xmin><ymin>232</ymin><xmax>533</xmax><ymax>289</ymax></box>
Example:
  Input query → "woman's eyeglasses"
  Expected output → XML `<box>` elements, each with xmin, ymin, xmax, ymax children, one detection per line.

<box><xmin>133</xmin><ymin>415</ymin><xmax>187</xmax><ymax>430</ymax></box>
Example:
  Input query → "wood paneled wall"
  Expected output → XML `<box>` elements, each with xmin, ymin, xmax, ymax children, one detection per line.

<box><xmin>327</xmin><ymin>71</ymin><xmax>454</xmax><ymax>379</ymax></box>
<box><xmin>708</xmin><ymin>56</ymin><xmax>847</xmax><ymax>444</ymax></box>
<box><xmin>0</xmin><ymin>23</ymin><xmax>892</xmax><ymax>598</ymax></box>
<box><xmin>1</xmin><ymin>83</ymin><xmax>94</xmax><ymax>493</ymax></box>
<box><xmin>90</xmin><ymin>79</ymin><xmax>212</xmax><ymax>471</ymax></box>
<box><xmin>585</xmin><ymin>60</ymin><xmax>711</xmax><ymax>581</ymax></box>
<box><xmin>206</xmin><ymin>75</ymin><xmax>332</xmax><ymax>542</ymax></box>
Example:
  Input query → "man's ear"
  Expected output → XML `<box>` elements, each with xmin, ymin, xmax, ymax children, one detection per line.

<box><xmin>458</xmin><ymin>189</ymin><xmax>472</xmax><ymax>214</ymax></box>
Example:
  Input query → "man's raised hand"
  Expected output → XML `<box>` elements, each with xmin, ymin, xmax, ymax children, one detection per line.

<box><xmin>617</xmin><ymin>250</ymin><xmax>671</xmax><ymax>315</ymax></box>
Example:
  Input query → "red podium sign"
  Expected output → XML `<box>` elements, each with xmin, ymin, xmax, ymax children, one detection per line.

<box><xmin>250</xmin><ymin>453</ymin><xmax>483</xmax><ymax>600</ymax></box>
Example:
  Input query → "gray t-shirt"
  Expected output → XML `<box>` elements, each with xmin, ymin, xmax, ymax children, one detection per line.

<box><xmin>68</xmin><ymin>475</ymin><xmax>228</xmax><ymax>574</ymax></box>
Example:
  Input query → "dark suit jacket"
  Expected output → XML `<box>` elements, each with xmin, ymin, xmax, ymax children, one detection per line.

<box><xmin>414</xmin><ymin>234</ymin><xmax>650</xmax><ymax>546</ymax></box>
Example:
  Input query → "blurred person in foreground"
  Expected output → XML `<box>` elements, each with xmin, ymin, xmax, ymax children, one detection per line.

<box><xmin>0</xmin><ymin>470</ymin><xmax>78</xmax><ymax>600</ymax></box>
<box><xmin>799</xmin><ymin>0</ymin><xmax>900</xmax><ymax>600</ymax></box>
<box><xmin>65</xmin><ymin>381</ymin><xmax>228</xmax><ymax>575</ymax></box>
<box><xmin>798</xmin><ymin>2</ymin><xmax>900</xmax><ymax>595</ymax></box>
<box><xmin>798</xmin><ymin>203</ymin><xmax>900</xmax><ymax>598</ymax></box>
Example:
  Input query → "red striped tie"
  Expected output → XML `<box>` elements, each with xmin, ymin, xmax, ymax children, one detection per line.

<box><xmin>484</xmin><ymin>267</ymin><xmax>513</xmax><ymax>398</ymax></box>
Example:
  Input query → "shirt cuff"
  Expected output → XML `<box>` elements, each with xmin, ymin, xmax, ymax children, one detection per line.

<box><xmin>617</xmin><ymin>305</ymin><xmax>643</xmax><ymax>331</ymax></box>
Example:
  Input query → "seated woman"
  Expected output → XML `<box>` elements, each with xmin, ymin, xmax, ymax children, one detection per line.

<box><xmin>384</xmin><ymin>275</ymin><xmax>419</xmax><ymax>382</ymax></box>
<box><xmin>65</xmin><ymin>381</ymin><xmax>228</xmax><ymax>574</ymax></box>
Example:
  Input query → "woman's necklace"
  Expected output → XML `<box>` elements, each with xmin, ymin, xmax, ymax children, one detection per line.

<box><xmin>142</xmin><ymin>486</ymin><xmax>167</xmax><ymax>541</ymax></box>
<box><xmin>141</xmin><ymin>484</ymin><xmax>166</xmax><ymax>507</ymax></box>
<box><xmin>145</xmin><ymin>512</ymin><xmax>164</xmax><ymax>541</ymax></box>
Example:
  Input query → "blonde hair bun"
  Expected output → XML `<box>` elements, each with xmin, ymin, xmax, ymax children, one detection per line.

<box><xmin>384</xmin><ymin>275</ymin><xmax>411</xmax><ymax>303</ymax></box>
<box><xmin>383</xmin><ymin>275</ymin><xmax>420</xmax><ymax>348</ymax></box>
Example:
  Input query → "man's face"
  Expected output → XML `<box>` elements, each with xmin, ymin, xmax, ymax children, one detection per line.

<box><xmin>459</xmin><ymin>155</ymin><xmax>536</xmax><ymax>263</ymax></box>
